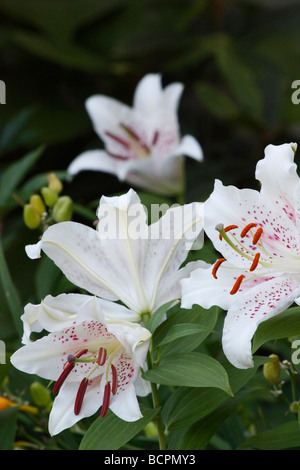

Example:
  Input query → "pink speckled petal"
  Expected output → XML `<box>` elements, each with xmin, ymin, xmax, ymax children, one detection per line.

<box><xmin>256</xmin><ymin>143</ymin><xmax>300</xmax><ymax>219</ymax></box>
<box><xmin>204</xmin><ymin>179</ymin><xmax>300</xmax><ymax>266</ymax></box>
<box><xmin>222</xmin><ymin>274</ymin><xmax>300</xmax><ymax>369</ymax></box>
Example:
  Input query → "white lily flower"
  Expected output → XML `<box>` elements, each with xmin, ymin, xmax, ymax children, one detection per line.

<box><xmin>181</xmin><ymin>142</ymin><xmax>300</xmax><ymax>369</ymax></box>
<box><xmin>25</xmin><ymin>189</ymin><xmax>204</xmax><ymax>318</ymax></box>
<box><xmin>67</xmin><ymin>74</ymin><xmax>203</xmax><ymax>196</ymax></box>
<box><xmin>21</xmin><ymin>292</ymin><xmax>141</xmax><ymax>345</ymax></box>
<box><xmin>11</xmin><ymin>295</ymin><xmax>151</xmax><ymax>436</ymax></box>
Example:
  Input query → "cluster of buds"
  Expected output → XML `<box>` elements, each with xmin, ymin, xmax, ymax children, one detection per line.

<box><xmin>23</xmin><ymin>173</ymin><xmax>73</xmax><ymax>231</ymax></box>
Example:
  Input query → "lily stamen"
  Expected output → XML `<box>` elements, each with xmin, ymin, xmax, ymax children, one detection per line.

<box><xmin>240</xmin><ymin>223</ymin><xmax>257</xmax><ymax>238</ymax></box>
<box><xmin>253</xmin><ymin>227</ymin><xmax>263</xmax><ymax>245</ymax></box>
<box><xmin>97</xmin><ymin>347</ymin><xmax>107</xmax><ymax>366</ymax></box>
<box><xmin>104</xmin><ymin>130</ymin><xmax>130</xmax><ymax>149</ymax></box>
<box><xmin>250</xmin><ymin>252</ymin><xmax>261</xmax><ymax>272</ymax></box>
<box><xmin>101</xmin><ymin>382</ymin><xmax>111</xmax><ymax>418</ymax></box>
<box><xmin>111</xmin><ymin>364</ymin><xmax>118</xmax><ymax>395</ymax></box>
<box><xmin>74</xmin><ymin>378</ymin><xmax>88</xmax><ymax>415</ymax></box>
<box><xmin>212</xmin><ymin>258</ymin><xmax>226</xmax><ymax>279</ymax></box>
<box><xmin>230</xmin><ymin>275</ymin><xmax>245</xmax><ymax>295</ymax></box>
<box><xmin>53</xmin><ymin>362</ymin><xmax>75</xmax><ymax>395</ymax></box>
<box><xmin>218</xmin><ymin>224</ymin><xmax>238</xmax><ymax>241</ymax></box>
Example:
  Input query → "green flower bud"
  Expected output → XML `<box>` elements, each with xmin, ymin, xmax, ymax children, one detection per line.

<box><xmin>143</xmin><ymin>421</ymin><xmax>158</xmax><ymax>437</ymax></box>
<box><xmin>263</xmin><ymin>354</ymin><xmax>281</xmax><ymax>385</ymax></box>
<box><xmin>289</xmin><ymin>401</ymin><xmax>299</xmax><ymax>414</ymax></box>
<box><xmin>30</xmin><ymin>381</ymin><xmax>52</xmax><ymax>408</ymax></box>
<box><xmin>52</xmin><ymin>196</ymin><xmax>73</xmax><ymax>223</ymax></box>
<box><xmin>29</xmin><ymin>194</ymin><xmax>46</xmax><ymax>215</ymax></box>
<box><xmin>48</xmin><ymin>173</ymin><xmax>63</xmax><ymax>194</ymax></box>
<box><xmin>41</xmin><ymin>186</ymin><xmax>58</xmax><ymax>208</ymax></box>
<box><xmin>23</xmin><ymin>204</ymin><xmax>41</xmax><ymax>229</ymax></box>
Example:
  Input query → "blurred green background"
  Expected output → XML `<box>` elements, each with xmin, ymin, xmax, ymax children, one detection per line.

<box><xmin>1</xmin><ymin>0</ymin><xmax>300</xmax><ymax>356</ymax></box>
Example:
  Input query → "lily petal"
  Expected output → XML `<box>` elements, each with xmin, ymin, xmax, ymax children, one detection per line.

<box><xmin>26</xmin><ymin>190</ymin><xmax>204</xmax><ymax>316</ymax></box>
<box><xmin>175</xmin><ymin>135</ymin><xmax>204</xmax><ymax>161</ymax></box>
<box><xmin>67</xmin><ymin>149</ymin><xmax>128</xmax><ymax>177</ymax></box>
<box><xmin>222</xmin><ymin>274</ymin><xmax>300</xmax><ymax>369</ymax></box>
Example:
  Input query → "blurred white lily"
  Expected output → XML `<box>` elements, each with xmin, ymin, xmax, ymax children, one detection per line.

<box><xmin>11</xmin><ymin>294</ymin><xmax>151</xmax><ymax>436</ymax></box>
<box><xmin>67</xmin><ymin>74</ymin><xmax>203</xmax><ymax>196</ymax></box>
<box><xmin>26</xmin><ymin>189</ymin><xmax>204</xmax><ymax>318</ymax></box>
<box><xmin>181</xmin><ymin>143</ymin><xmax>300</xmax><ymax>369</ymax></box>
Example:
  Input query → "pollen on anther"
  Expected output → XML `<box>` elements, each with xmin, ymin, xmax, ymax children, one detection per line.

<box><xmin>101</xmin><ymin>382</ymin><xmax>111</xmax><ymax>418</ymax></box>
<box><xmin>212</xmin><ymin>258</ymin><xmax>226</xmax><ymax>279</ymax></box>
<box><xmin>230</xmin><ymin>275</ymin><xmax>245</xmax><ymax>295</ymax></box>
<box><xmin>240</xmin><ymin>223</ymin><xmax>257</xmax><ymax>238</ymax></box>
<box><xmin>218</xmin><ymin>224</ymin><xmax>238</xmax><ymax>240</ymax></box>
<box><xmin>53</xmin><ymin>362</ymin><xmax>75</xmax><ymax>395</ymax></box>
<box><xmin>250</xmin><ymin>253</ymin><xmax>260</xmax><ymax>272</ymax></box>
<box><xmin>97</xmin><ymin>347</ymin><xmax>107</xmax><ymax>366</ymax></box>
<box><xmin>74</xmin><ymin>378</ymin><xmax>88</xmax><ymax>416</ymax></box>
<box><xmin>252</xmin><ymin>227</ymin><xmax>263</xmax><ymax>245</ymax></box>
<box><xmin>111</xmin><ymin>364</ymin><xmax>118</xmax><ymax>395</ymax></box>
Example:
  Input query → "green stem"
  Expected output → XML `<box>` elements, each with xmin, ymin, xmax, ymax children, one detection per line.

<box><xmin>147</xmin><ymin>352</ymin><xmax>167</xmax><ymax>450</ymax></box>
<box><xmin>142</xmin><ymin>312</ymin><xmax>166</xmax><ymax>450</ymax></box>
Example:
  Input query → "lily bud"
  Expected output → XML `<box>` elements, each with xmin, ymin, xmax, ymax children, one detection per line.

<box><xmin>30</xmin><ymin>381</ymin><xmax>52</xmax><ymax>408</ymax></box>
<box><xmin>143</xmin><ymin>421</ymin><xmax>158</xmax><ymax>437</ymax></box>
<box><xmin>263</xmin><ymin>354</ymin><xmax>281</xmax><ymax>385</ymax></box>
<box><xmin>48</xmin><ymin>173</ymin><xmax>63</xmax><ymax>194</ymax></box>
<box><xmin>52</xmin><ymin>196</ymin><xmax>73</xmax><ymax>223</ymax></box>
<box><xmin>289</xmin><ymin>401</ymin><xmax>299</xmax><ymax>414</ymax></box>
<box><xmin>23</xmin><ymin>204</ymin><xmax>41</xmax><ymax>229</ymax></box>
<box><xmin>41</xmin><ymin>187</ymin><xmax>58</xmax><ymax>207</ymax></box>
<box><xmin>29</xmin><ymin>194</ymin><xmax>46</xmax><ymax>215</ymax></box>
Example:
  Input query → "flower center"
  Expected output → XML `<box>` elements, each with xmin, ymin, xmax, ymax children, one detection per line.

<box><xmin>53</xmin><ymin>339</ymin><xmax>122</xmax><ymax>418</ymax></box>
<box><xmin>104</xmin><ymin>123</ymin><xmax>159</xmax><ymax>160</ymax></box>
<box><xmin>212</xmin><ymin>222</ymin><xmax>271</xmax><ymax>294</ymax></box>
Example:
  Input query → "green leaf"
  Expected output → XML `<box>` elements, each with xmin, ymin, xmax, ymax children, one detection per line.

<box><xmin>153</xmin><ymin>305</ymin><xmax>219</xmax><ymax>355</ymax></box>
<box><xmin>0</xmin><ymin>0</ymin><xmax>123</xmax><ymax>42</ymax></box>
<box><xmin>13</xmin><ymin>31</ymin><xmax>107</xmax><ymax>72</ymax></box>
<box><xmin>0</xmin><ymin>356</ymin><xmax>11</xmax><ymax>385</ymax></box>
<box><xmin>163</xmin><ymin>356</ymin><xmax>267</xmax><ymax>431</ymax></box>
<box><xmin>157</xmin><ymin>323</ymin><xmax>214</xmax><ymax>346</ymax></box>
<box><xmin>0</xmin><ymin>238</ymin><xmax>23</xmax><ymax>337</ymax></box>
<box><xmin>148</xmin><ymin>300</ymin><xmax>178</xmax><ymax>334</ymax></box>
<box><xmin>0</xmin><ymin>145</ymin><xmax>45</xmax><ymax>215</ymax></box>
<box><xmin>143</xmin><ymin>352</ymin><xmax>232</xmax><ymax>396</ymax></box>
<box><xmin>215</xmin><ymin>40</ymin><xmax>263</xmax><ymax>120</ymax></box>
<box><xmin>79</xmin><ymin>406</ymin><xmax>160</xmax><ymax>450</ymax></box>
<box><xmin>195</xmin><ymin>81</ymin><xmax>239</xmax><ymax>120</ymax></box>
<box><xmin>239</xmin><ymin>420</ymin><xmax>300</xmax><ymax>450</ymax></box>
<box><xmin>252</xmin><ymin>306</ymin><xmax>300</xmax><ymax>353</ymax></box>
<box><xmin>175</xmin><ymin>389</ymin><xmax>250</xmax><ymax>450</ymax></box>
<box><xmin>0</xmin><ymin>406</ymin><xmax>18</xmax><ymax>450</ymax></box>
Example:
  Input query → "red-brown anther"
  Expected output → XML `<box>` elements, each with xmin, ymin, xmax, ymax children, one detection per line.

<box><xmin>75</xmin><ymin>349</ymin><xmax>88</xmax><ymax>358</ymax></box>
<box><xmin>120</xmin><ymin>123</ymin><xmax>150</xmax><ymax>154</ymax></box>
<box><xmin>252</xmin><ymin>227</ymin><xmax>263</xmax><ymax>245</ymax></box>
<box><xmin>106</xmin><ymin>151</ymin><xmax>130</xmax><ymax>161</ymax></box>
<box><xmin>152</xmin><ymin>131</ymin><xmax>159</xmax><ymax>146</ymax></box>
<box><xmin>74</xmin><ymin>378</ymin><xmax>88</xmax><ymax>416</ymax></box>
<box><xmin>111</xmin><ymin>364</ymin><xmax>118</xmax><ymax>395</ymax></box>
<box><xmin>230</xmin><ymin>275</ymin><xmax>245</xmax><ymax>295</ymax></box>
<box><xmin>101</xmin><ymin>382</ymin><xmax>111</xmax><ymax>418</ymax></box>
<box><xmin>240</xmin><ymin>223</ymin><xmax>257</xmax><ymax>238</ymax></box>
<box><xmin>53</xmin><ymin>362</ymin><xmax>75</xmax><ymax>395</ymax></box>
<box><xmin>104</xmin><ymin>130</ymin><xmax>130</xmax><ymax>149</ymax></box>
<box><xmin>250</xmin><ymin>252</ymin><xmax>261</xmax><ymax>272</ymax></box>
<box><xmin>212</xmin><ymin>258</ymin><xmax>226</xmax><ymax>279</ymax></box>
<box><xmin>219</xmin><ymin>225</ymin><xmax>238</xmax><ymax>240</ymax></box>
<box><xmin>97</xmin><ymin>347</ymin><xmax>107</xmax><ymax>366</ymax></box>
